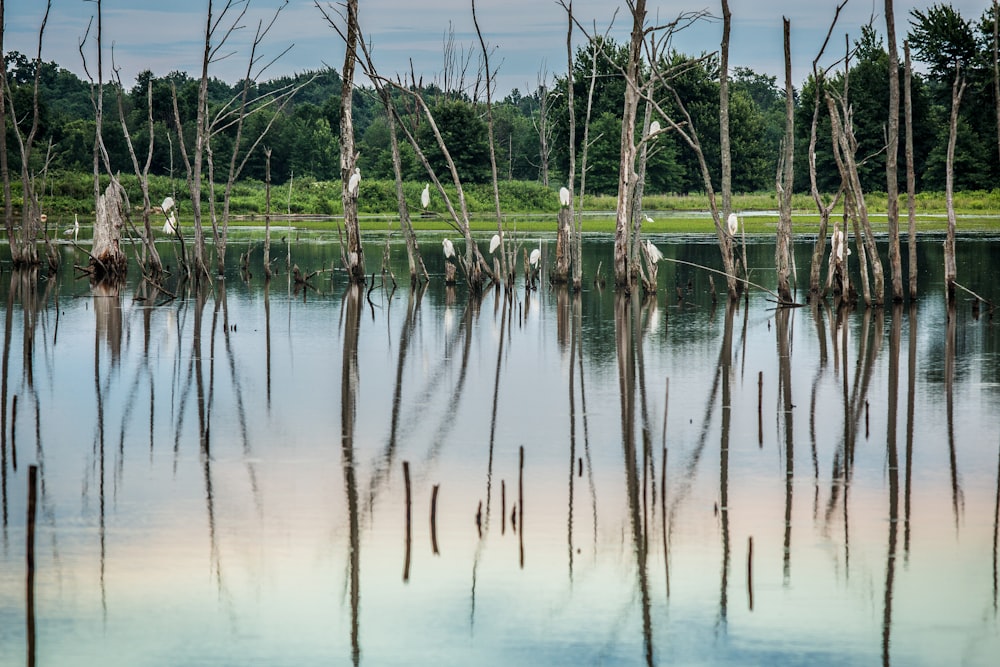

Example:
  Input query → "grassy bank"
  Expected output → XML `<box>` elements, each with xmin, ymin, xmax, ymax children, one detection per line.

<box><xmin>18</xmin><ymin>172</ymin><xmax>1000</xmax><ymax>234</ymax></box>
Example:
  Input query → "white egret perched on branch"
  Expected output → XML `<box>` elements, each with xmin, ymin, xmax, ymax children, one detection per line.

<box><xmin>161</xmin><ymin>196</ymin><xmax>175</xmax><ymax>214</ymax></box>
<box><xmin>727</xmin><ymin>212</ymin><xmax>739</xmax><ymax>236</ymax></box>
<box><xmin>649</xmin><ymin>120</ymin><xmax>661</xmax><ymax>137</ymax></box>
<box><xmin>489</xmin><ymin>233</ymin><xmax>501</xmax><ymax>254</ymax></box>
<box><xmin>421</xmin><ymin>183</ymin><xmax>430</xmax><ymax>210</ymax></box>
<box><xmin>644</xmin><ymin>239</ymin><xmax>663</xmax><ymax>263</ymax></box>
<box><xmin>442</xmin><ymin>238</ymin><xmax>455</xmax><ymax>259</ymax></box>
<box><xmin>559</xmin><ymin>186</ymin><xmax>570</xmax><ymax>208</ymax></box>
<box><xmin>348</xmin><ymin>167</ymin><xmax>361</xmax><ymax>197</ymax></box>
<box><xmin>163</xmin><ymin>211</ymin><xmax>177</xmax><ymax>235</ymax></box>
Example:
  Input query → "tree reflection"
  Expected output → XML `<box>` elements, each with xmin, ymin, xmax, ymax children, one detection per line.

<box><xmin>882</xmin><ymin>304</ymin><xmax>902</xmax><ymax>666</ymax></box>
<box><xmin>614</xmin><ymin>293</ymin><xmax>654</xmax><ymax>666</ymax></box>
<box><xmin>341</xmin><ymin>283</ymin><xmax>362</xmax><ymax>666</ymax></box>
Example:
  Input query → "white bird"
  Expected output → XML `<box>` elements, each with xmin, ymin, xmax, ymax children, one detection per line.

<box><xmin>643</xmin><ymin>213</ymin><xmax>654</xmax><ymax>224</ymax></box>
<box><xmin>348</xmin><ymin>167</ymin><xmax>361</xmax><ymax>196</ymax></box>
<box><xmin>529</xmin><ymin>246</ymin><xmax>541</xmax><ymax>268</ymax></box>
<box><xmin>559</xmin><ymin>186</ymin><xmax>570</xmax><ymax>207</ymax></box>
<box><xmin>163</xmin><ymin>211</ymin><xmax>176</xmax><ymax>235</ymax></box>
<box><xmin>644</xmin><ymin>239</ymin><xmax>663</xmax><ymax>263</ymax></box>
<box><xmin>726</xmin><ymin>212</ymin><xmax>739</xmax><ymax>236</ymax></box>
<box><xmin>63</xmin><ymin>214</ymin><xmax>80</xmax><ymax>242</ymax></box>
<box><xmin>161</xmin><ymin>196</ymin><xmax>175</xmax><ymax>214</ymax></box>
<box><xmin>421</xmin><ymin>183</ymin><xmax>430</xmax><ymax>209</ymax></box>
<box><xmin>649</xmin><ymin>120</ymin><xmax>661</xmax><ymax>136</ymax></box>
<box><xmin>442</xmin><ymin>238</ymin><xmax>455</xmax><ymax>259</ymax></box>
<box><xmin>489</xmin><ymin>233</ymin><xmax>501</xmax><ymax>254</ymax></box>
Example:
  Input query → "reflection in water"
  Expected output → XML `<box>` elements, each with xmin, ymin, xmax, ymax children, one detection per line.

<box><xmin>341</xmin><ymin>284</ymin><xmax>362</xmax><ymax>667</ymax></box>
<box><xmin>1</xmin><ymin>237</ymin><xmax>999</xmax><ymax>666</ymax></box>
<box><xmin>615</xmin><ymin>294</ymin><xmax>654</xmax><ymax>666</ymax></box>
<box><xmin>882</xmin><ymin>304</ymin><xmax>902</xmax><ymax>666</ymax></box>
<box><xmin>776</xmin><ymin>306</ymin><xmax>793</xmax><ymax>586</ymax></box>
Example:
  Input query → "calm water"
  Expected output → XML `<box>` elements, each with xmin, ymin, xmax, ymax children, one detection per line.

<box><xmin>1</xmin><ymin>233</ymin><xmax>999</xmax><ymax>666</ymax></box>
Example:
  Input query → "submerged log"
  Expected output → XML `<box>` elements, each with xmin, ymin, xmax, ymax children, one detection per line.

<box><xmin>90</xmin><ymin>181</ymin><xmax>128</xmax><ymax>282</ymax></box>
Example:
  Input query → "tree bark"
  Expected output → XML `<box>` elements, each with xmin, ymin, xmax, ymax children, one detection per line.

<box><xmin>885</xmin><ymin>0</ymin><xmax>903</xmax><ymax>301</ymax></box>
<box><xmin>554</xmin><ymin>1</ymin><xmax>576</xmax><ymax>285</ymax></box>
<box><xmin>720</xmin><ymin>0</ymin><xmax>733</xmax><ymax>219</ymax></box>
<box><xmin>904</xmin><ymin>42</ymin><xmax>917</xmax><ymax>300</ymax></box>
<box><xmin>613</xmin><ymin>0</ymin><xmax>645</xmax><ymax>289</ymax></box>
<box><xmin>775</xmin><ymin>18</ymin><xmax>794</xmax><ymax>304</ymax></box>
<box><xmin>944</xmin><ymin>67</ymin><xmax>966</xmax><ymax>302</ymax></box>
<box><xmin>340</xmin><ymin>0</ymin><xmax>365</xmax><ymax>284</ymax></box>
<box><xmin>472</xmin><ymin>0</ymin><xmax>510</xmax><ymax>285</ymax></box>
<box><xmin>91</xmin><ymin>180</ymin><xmax>128</xmax><ymax>282</ymax></box>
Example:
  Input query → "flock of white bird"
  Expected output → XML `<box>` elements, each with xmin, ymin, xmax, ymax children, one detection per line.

<box><xmin>60</xmin><ymin>171</ymin><xmax>747</xmax><ymax>272</ymax></box>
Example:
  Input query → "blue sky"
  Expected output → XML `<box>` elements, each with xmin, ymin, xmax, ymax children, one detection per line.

<box><xmin>3</xmin><ymin>0</ymin><xmax>994</xmax><ymax>96</ymax></box>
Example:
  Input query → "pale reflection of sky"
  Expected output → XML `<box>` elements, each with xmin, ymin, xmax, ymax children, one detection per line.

<box><xmin>1</xmin><ymin>236</ymin><xmax>999</xmax><ymax>666</ymax></box>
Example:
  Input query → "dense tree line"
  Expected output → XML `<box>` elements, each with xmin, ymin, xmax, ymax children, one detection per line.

<box><xmin>3</xmin><ymin>2</ymin><xmax>997</xmax><ymax>200</ymax></box>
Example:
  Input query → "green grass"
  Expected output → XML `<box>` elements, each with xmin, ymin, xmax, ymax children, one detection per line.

<box><xmin>17</xmin><ymin>171</ymin><xmax>1000</xmax><ymax>234</ymax></box>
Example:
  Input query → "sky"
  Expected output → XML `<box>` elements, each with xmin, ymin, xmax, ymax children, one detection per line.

<box><xmin>2</xmin><ymin>0</ymin><xmax>994</xmax><ymax>97</ymax></box>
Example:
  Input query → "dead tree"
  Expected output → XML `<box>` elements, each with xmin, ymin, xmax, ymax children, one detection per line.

<box><xmin>719</xmin><ymin>0</ymin><xmax>733</xmax><ymax>221</ymax></box>
<box><xmin>91</xmin><ymin>180</ymin><xmax>128</xmax><ymax>281</ymax></box>
<box><xmin>904</xmin><ymin>42</ymin><xmax>917</xmax><ymax>300</ymax></box>
<box><xmin>0</xmin><ymin>0</ymin><xmax>12</xmax><ymax>254</ymax></box>
<box><xmin>775</xmin><ymin>18</ymin><xmax>794</xmax><ymax>304</ymax></box>
<box><xmin>113</xmin><ymin>71</ymin><xmax>164</xmax><ymax>280</ymax></box>
<box><xmin>885</xmin><ymin>0</ymin><xmax>903</xmax><ymax>302</ymax></box>
<box><xmin>533</xmin><ymin>71</ymin><xmax>554</xmax><ymax>188</ymax></box>
<box><xmin>943</xmin><ymin>65</ymin><xmax>966</xmax><ymax>302</ymax></box>
<box><xmin>611</xmin><ymin>0</ymin><xmax>646</xmax><ymax>289</ymax></box>
<box><xmin>553</xmin><ymin>1</ymin><xmax>577</xmax><ymax>287</ymax></box>
<box><xmin>824</xmin><ymin>37</ymin><xmax>885</xmax><ymax>307</ymax></box>
<box><xmin>806</xmin><ymin>3</ymin><xmax>847</xmax><ymax>298</ymax></box>
<box><xmin>170</xmin><ymin>0</ymin><xmax>251</xmax><ymax>281</ymax></box>
<box><xmin>264</xmin><ymin>148</ymin><xmax>273</xmax><ymax>279</ymax></box>
<box><xmin>351</xmin><ymin>34</ymin><xmax>493</xmax><ymax>291</ymax></box>
<box><xmin>2</xmin><ymin>0</ymin><xmax>51</xmax><ymax>267</ymax></box>
<box><xmin>207</xmin><ymin>2</ymin><xmax>299</xmax><ymax>276</ymax></box>
<box><xmin>472</xmin><ymin>0</ymin><xmax>512</xmax><ymax>286</ymax></box>
<box><xmin>321</xmin><ymin>0</ymin><xmax>365</xmax><ymax>284</ymax></box>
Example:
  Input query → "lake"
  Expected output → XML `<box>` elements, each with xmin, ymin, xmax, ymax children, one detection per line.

<box><xmin>1</xmin><ymin>232</ymin><xmax>998</xmax><ymax>666</ymax></box>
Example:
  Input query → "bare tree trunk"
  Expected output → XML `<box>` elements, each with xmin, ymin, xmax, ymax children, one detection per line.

<box><xmin>386</xmin><ymin>95</ymin><xmax>428</xmax><ymax>285</ymax></box>
<box><xmin>0</xmin><ymin>0</ymin><xmax>12</xmax><ymax>254</ymax></box>
<box><xmin>264</xmin><ymin>148</ymin><xmax>272</xmax><ymax>279</ymax></box>
<box><xmin>340</xmin><ymin>0</ymin><xmax>365</xmax><ymax>284</ymax></box>
<box><xmin>535</xmin><ymin>74</ymin><xmax>552</xmax><ymax>187</ymax></box>
<box><xmin>574</xmin><ymin>32</ymin><xmax>601</xmax><ymax>291</ymax></box>
<box><xmin>904</xmin><ymin>42</ymin><xmax>917</xmax><ymax>300</ymax></box>
<box><xmin>885</xmin><ymin>0</ymin><xmax>903</xmax><ymax>301</ymax></box>
<box><xmin>775</xmin><ymin>18</ymin><xmax>794</xmax><ymax>304</ymax></box>
<box><xmin>91</xmin><ymin>180</ymin><xmax>128</xmax><ymax>281</ymax></box>
<box><xmin>720</xmin><ymin>0</ymin><xmax>733</xmax><ymax>219</ymax></box>
<box><xmin>944</xmin><ymin>67</ymin><xmax>966</xmax><ymax>303</ymax></box>
<box><xmin>472</xmin><ymin>0</ymin><xmax>510</xmax><ymax>285</ymax></box>
<box><xmin>994</xmin><ymin>1</ymin><xmax>999</xmax><ymax>180</ymax></box>
<box><xmin>116</xmin><ymin>75</ymin><xmax>163</xmax><ymax>279</ymax></box>
<box><xmin>553</xmin><ymin>0</ymin><xmax>576</xmax><ymax>286</ymax></box>
<box><xmin>613</xmin><ymin>0</ymin><xmax>646</xmax><ymax>289</ymax></box>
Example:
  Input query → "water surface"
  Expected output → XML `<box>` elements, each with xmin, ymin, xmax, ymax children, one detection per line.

<box><xmin>0</xmin><ymin>234</ymin><xmax>998</xmax><ymax>666</ymax></box>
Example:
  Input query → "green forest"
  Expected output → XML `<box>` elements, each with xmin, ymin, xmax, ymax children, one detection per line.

<box><xmin>3</xmin><ymin>2</ymin><xmax>999</xmax><ymax>215</ymax></box>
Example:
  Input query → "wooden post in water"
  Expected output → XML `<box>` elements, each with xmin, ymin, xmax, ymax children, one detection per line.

<box><xmin>12</xmin><ymin>394</ymin><xmax>18</xmax><ymax>470</ymax></box>
<box><xmin>430</xmin><ymin>484</ymin><xmax>440</xmax><ymax>555</ymax></box>
<box><xmin>747</xmin><ymin>535</ymin><xmax>754</xmax><ymax>611</ymax></box>
<box><xmin>757</xmin><ymin>372</ymin><xmax>763</xmax><ymax>447</ymax></box>
<box><xmin>519</xmin><ymin>445</ymin><xmax>525</xmax><ymax>568</ymax></box>
<box><xmin>501</xmin><ymin>480</ymin><xmax>506</xmax><ymax>535</ymax></box>
<box><xmin>402</xmin><ymin>461</ymin><xmax>411</xmax><ymax>581</ymax></box>
<box><xmin>27</xmin><ymin>464</ymin><xmax>38</xmax><ymax>667</ymax></box>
